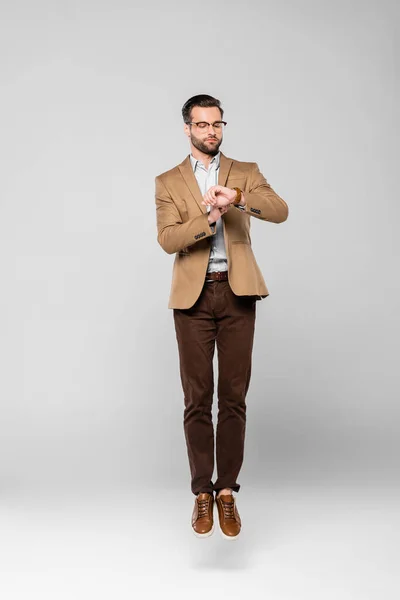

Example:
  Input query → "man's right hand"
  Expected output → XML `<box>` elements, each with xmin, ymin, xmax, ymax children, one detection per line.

<box><xmin>208</xmin><ymin>205</ymin><xmax>228</xmax><ymax>225</ymax></box>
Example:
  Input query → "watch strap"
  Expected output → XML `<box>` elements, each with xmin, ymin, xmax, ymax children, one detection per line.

<box><xmin>232</xmin><ymin>187</ymin><xmax>243</xmax><ymax>206</ymax></box>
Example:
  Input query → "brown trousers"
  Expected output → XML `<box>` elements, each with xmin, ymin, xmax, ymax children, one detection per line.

<box><xmin>173</xmin><ymin>279</ymin><xmax>257</xmax><ymax>496</ymax></box>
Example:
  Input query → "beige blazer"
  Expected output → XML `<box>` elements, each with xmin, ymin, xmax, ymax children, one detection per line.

<box><xmin>155</xmin><ymin>152</ymin><xmax>288</xmax><ymax>309</ymax></box>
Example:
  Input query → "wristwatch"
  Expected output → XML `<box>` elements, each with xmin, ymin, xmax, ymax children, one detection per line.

<box><xmin>232</xmin><ymin>187</ymin><xmax>243</xmax><ymax>206</ymax></box>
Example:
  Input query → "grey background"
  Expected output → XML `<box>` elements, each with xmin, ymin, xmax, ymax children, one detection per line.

<box><xmin>0</xmin><ymin>1</ymin><xmax>399</xmax><ymax>598</ymax></box>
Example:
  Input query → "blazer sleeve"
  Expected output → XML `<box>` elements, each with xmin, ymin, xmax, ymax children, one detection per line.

<box><xmin>155</xmin><ymin>175</ymin><xmax>216</xmax><ymax>255</ymax></box>
<box><xmin>238</xmin><ymin>163</ymin><xmax>289</xmax><ymax>223</ymax></box>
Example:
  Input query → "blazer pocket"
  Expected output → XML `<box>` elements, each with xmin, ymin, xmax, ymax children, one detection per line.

<box><xmin>231</xmin><ymin>240</ymin><xmax>250</xmax><ymax>245</ymax></box>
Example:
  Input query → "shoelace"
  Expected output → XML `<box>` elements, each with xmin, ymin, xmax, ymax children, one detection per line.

<box><xmin>197</xmin><ymin>497</ymin><xmax>210</xmax><ymax>518</ymax></box>
<box><xmin>220</xmin><ymin>498</ymin><xmax>235</xmax><ymax>520</ymax></box>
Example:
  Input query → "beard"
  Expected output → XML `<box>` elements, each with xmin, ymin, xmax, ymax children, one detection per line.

<box><xmin>190</xmin><ymin>133</ymin><xmax>222</xmax><ymax>156</ymax></box>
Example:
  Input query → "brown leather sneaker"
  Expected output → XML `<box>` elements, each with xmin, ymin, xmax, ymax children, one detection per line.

<box><xmin>215</xmin><ymin>493</ymin><xmax>241</xmax><ymax>539</ymax></box>
<box><xmin>191</xmin><ymin>492</ymin><xmax>214</xmax><ymax>538</ymax></box>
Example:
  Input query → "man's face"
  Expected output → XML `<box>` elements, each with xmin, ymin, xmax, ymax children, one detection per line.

<box><xmin>184</xmin><ymin>106</ymin><xmax>224</xmax><ymax>156</ymax></box>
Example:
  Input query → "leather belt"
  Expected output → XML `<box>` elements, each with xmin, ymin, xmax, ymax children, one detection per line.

<box><xmin>205</xmin><ymin>271</ymin><xmax>228</xmax><ymax>282</ymax></box>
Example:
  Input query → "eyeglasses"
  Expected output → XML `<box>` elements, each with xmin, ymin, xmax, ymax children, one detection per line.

<box><xmin>186</xmin><ymin>121</ymin><xmax>227</xmax><ymax>130</ymax></box>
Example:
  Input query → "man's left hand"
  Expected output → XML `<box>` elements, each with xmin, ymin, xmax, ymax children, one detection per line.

<box><xmin>202</xmin><ymin>186</ymin><xmax>236</xmax><ymax>208</ymax></box>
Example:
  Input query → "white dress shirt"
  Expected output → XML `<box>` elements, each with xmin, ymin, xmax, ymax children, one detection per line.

<box><xmin>190</xmin><ymin>151</ymin><xmax>245</xmax><ymax>273</ymax></box>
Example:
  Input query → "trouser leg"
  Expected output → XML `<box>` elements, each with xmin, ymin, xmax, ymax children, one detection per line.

<box><xmin>212</xmin><ymin>281</ymin><xmax>256</xmax><ymax>495</ymax></box>
<box><xmin>173</xmin><ymin>284</ymin><xmax>216</xmax><ymax>496</ymax></box>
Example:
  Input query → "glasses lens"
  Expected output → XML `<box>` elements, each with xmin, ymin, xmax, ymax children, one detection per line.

<box><xmin>192</xmin><ymin>121</ymin><xmax>226</xmax><ymax>130</ymax></box>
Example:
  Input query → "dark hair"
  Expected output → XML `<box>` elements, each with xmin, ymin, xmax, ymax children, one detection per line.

<box><xmin>182</xmin><ymin>94</ymin><xmax>224</xmax><ymax>123</ymax></box>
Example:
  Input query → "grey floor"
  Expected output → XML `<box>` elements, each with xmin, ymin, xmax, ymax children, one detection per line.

<box><xmin>0</xmin><ymin>481</ymin><xmax>399</xmax><ymax>599</ymax></box>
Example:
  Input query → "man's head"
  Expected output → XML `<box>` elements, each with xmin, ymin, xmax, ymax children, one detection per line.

<box><xmin>182</xmin><ymin>94</ymin><xmax>226</xmax><ymax>157</ymax></box>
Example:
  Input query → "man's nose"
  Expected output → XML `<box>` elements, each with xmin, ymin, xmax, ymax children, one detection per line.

<box><xmin>206</xmin><ymin>124</ymin><xmax>218</xmax><ymax>132</ymax></box>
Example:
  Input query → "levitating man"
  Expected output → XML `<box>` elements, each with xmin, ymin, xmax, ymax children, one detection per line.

<box><xmin>155</xmin><ymin>94</ymin><xmax>288</xmax><ymax>539</ymax></box>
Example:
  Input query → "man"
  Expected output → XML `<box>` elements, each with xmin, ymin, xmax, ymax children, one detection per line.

<box><xmin>155</xmin><ymin>94</ymin><xmax>288</xmax><ymax>539</ymax></box>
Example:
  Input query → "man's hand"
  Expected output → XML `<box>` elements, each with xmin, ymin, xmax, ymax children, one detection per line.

<box><xmin>207</xmin><ymin>204</ymin><xmax>229</xmax><ymax>224</ymax></box>
<box><xmin>202</xmin><ymin>185</ymin><xmax>236</xmax><ymax>208</ymax></box>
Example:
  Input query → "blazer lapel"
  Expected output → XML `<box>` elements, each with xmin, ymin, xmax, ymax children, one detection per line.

<box><xmin>218</xmin><ymin>152</ymin><xmax>233</xmax><ymax>188</ymax></box>
<box><xmin>178</xmin><ymin>152</ymin><xmax>234</xmax><ymax>215</ymax></box>
<box><xmin>178</xmin><ymin>156</ymin><xmax>206</xmax><ymax>214</ymax></box>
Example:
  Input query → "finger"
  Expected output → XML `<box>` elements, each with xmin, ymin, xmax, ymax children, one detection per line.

<box><xmin>208</xmin><ymin>193</ymin><xmax>216</xmax><ymax>205</ymax></box>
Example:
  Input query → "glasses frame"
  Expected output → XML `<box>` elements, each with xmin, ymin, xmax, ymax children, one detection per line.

<box><xmin>186</xmin><ymin>120</ymin><xmax>227</xmax><ymax>129</ymax></box>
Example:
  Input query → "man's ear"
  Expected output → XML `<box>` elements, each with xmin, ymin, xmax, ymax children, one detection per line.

<box><xmin>183</xmin><ymin>123</ymin><xmax>191</xmax><ymax>138</ymax></box>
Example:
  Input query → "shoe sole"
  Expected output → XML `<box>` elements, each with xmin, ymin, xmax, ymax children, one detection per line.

<box><xmin>218</xmin><ymin>527</ymin><xmax>240</xmax><ymax>540</ymax></box>
<box><xmin>192</xmin><ymin>522</ymin><xmax>215</xmax><ymax>538</ymax></box>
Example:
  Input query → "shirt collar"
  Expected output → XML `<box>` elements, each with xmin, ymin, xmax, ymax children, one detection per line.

<box><xmin>190</xmin><ymin>151</ymin><xmax>220</xmax><ymax>172</ymax></box>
